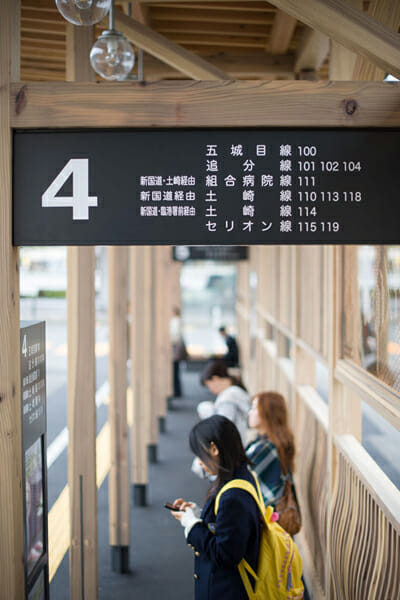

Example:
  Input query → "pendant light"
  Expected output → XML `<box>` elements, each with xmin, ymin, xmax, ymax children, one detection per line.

<box><xmin>56</xmin><ymin>0</ymin><xmax>111</xmax><ymax>26</ymax></box>
<box><xmin>89</xmin><ymin>0</ymin><xmax>135</xmax><ymax>81</ymax></box>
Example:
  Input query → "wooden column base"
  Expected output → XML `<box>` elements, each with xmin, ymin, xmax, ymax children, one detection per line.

<box><xmin>158</xmin><ymin>416</ymin><xmax>166</xmax><ymax>433</ymax></box>
<box><xmin>148</xmin><ymin>444</ymin><xmax>158</xmax><ymax>464</ymax></box>
<box><xmin>111</xmin><ymin>546</ymin><xmax>130</xmax><ymax>574</ymax></box>
<box><xmin>133</xmin><ymin>484</ymin><xmax>147</xmax><ymax>507</ymax></box>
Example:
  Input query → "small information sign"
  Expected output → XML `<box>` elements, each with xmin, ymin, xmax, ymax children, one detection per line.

<box><xmin>173</xmin><ymin>246</ymin><xmax>248</xmax><ymax>261</ymax></box>
<box><xmin>13</xmin><ymin>128</ymin><xmax>400</xmax><ymax>245</ymax></box>
<box><xmin>20</xmin><ymin>321</ymin><xmax>49</xmax><ymax>599</ymax></box>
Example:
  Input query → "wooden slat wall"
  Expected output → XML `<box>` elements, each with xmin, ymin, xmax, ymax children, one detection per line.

<box><xmin>330</xmin><ymin>435</ymin><xmax>400</xmax><ymax>600</ymax></box>
<box><xmin>295</xmin><ymin>386</ymin><xmax>328</xmax><ymax>598</ymax></box>
<box><xmin>243</xmin><ymin>242</ymin><xmax>400</xmax><ymax>599</ymax></box>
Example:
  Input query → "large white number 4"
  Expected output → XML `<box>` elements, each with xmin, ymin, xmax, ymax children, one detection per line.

<box><xmin>42</xmin><ymin>158</ymin><xmax>98</xmax><ymax>220</ymax></box>
<box><xmin>21</xmin><ymin>334</ymin><xmax>27</xmax><ymax>358</ymax></box>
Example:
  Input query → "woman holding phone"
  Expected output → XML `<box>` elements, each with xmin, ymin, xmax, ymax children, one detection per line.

<box><xmin>169</xmin><ymin>415</ymin><xmax>261</xmax><ymax>600</ymax></box>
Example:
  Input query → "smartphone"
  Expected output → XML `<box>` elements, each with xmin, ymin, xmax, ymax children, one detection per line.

<box><xmin>164</xmin><ymin>502</ymin><xmax>179</xmax><ymax>511</ymax></box>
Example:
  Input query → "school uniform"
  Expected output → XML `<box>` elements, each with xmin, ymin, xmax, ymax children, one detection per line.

<box><xmin>186</xmin><ymin>464</ymin><xmax>261</xmax><ymax>600</ymax></box>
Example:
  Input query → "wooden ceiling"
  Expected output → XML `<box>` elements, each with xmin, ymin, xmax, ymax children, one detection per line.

<box><xmin>20</xmin><ymin>0</ymin><xmax>379</xmax><ymax>82</ymax></box>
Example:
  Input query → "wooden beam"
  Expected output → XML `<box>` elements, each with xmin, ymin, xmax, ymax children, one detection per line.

<box><xmin>151</xmin><ymin>6</ymin><xmax>274</xmax><ymax>24</ymax></box>
<box><xmin>114</xmin><ymin>10</ymin><xmax>232</xmax><ymax>79</ymax></box>
<box><xmin>163</xmin><ymin>33</ymin><xmax>266</xmax><ymax>48</ymax></box>
<box><xmin>265</xmin><ymin>0</ymin><xmax>400</xmax><ymax>78</ymax></box>
<box><xmin>121</xmin><ymin>1</ymin><xmax>150</xmax><ymax>26</ymax></box>
<box><xmin>353</xmin><ymin>0</ymin><xmax>400</xmax><ymax>81</ymax></box>
<box><xmin>10</xmin><ymin>80</ymin><xmax>400</xmax><ymax>128</ymax></box>
<box><xmin>0</xmin><ymin>1</ymin><xmax>24</xmax><ymax>598</ymax></box>
<box><xmin>66</xmin><ymin>25</ymin><xmax>98</xmax><ymax>600</ymax></box>
<box><xmin>139</xmin><ymin>0</ymin><xmax>273</xmax><ymax>3</ymax></box>
<box><xmin>153</xmin><ymin>20</ymin><xmax>271</xmax><ymax>37</ymax></box>
<box><xmin>268</xmin><ymin>10</ymin><xmax>297</xmax><ymax>54</ymax></box>
<box><xmin>330</xmin><ymin>1</ymin><xmax>362</xmax><ymax>87</ymax></box>
<box><xmin>143</xmin><ymin>52</ymin><xmax>294</xmax><ymax>79</ymax></box>
<box><xmin>294</xmin><ymin>28</ymin><xmax>329</xmax><ymax>73</ymax></box>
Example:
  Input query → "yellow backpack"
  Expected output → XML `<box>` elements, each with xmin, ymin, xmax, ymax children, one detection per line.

<box><xmin>215</xmin><ymin>473</ymin><xmax>304</xmax><ymax>600</ymax></box>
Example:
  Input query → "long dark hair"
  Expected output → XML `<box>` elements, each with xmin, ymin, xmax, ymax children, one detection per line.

<box><xmin>256</xmin><ymin>391</ymin><xmax>295</xmax><ymax>473</ymax></box>
<box><xmin>200</xmin><ymin>359</ymin><xmax>247</xmax><ymax>391</ymax></box>
<box><xmin>189</xmin><ymin>415</ymin><xmax>251</xmax><ymax>499</ymax></box>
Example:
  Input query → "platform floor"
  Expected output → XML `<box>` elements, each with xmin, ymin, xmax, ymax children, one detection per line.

<box><xmin>51</xmin><ymin>366</ymin><xmax>211</xmax><ymax>599</ymax></box>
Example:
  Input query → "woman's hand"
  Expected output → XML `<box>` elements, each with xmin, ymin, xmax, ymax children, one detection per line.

<box><xmin>170</xmin><ymin>498</ymin><xmax>194</xmax><ymax>521</ymax></box>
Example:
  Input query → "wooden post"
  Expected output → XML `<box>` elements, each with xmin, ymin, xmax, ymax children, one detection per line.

<box><xmin>108</xmin><ymin>247</ymin><xmax>130</xmax><ymax>572</ymax></box>
<box><xmin>168</xmin><ymin>256</ymin><xmax>182</xmax><ymax>404</ymax></box>
<box><xmin>164</xmin><ymin>246</ymin><xmax>176</xmax><ymax>408</ymax></box>
<box><xmin>146</xmin><ymin>247</ymin><xmax>159</xmax><ymax>463</ymax></box>
<box><xmin>327</xmin><ymin>34</ymin><xmax>364</xmax><ymax>598</ymax></box>
<box><xmin>66</xmin><ymin>25</ymin><xmax>98</xmax><ymax>600</ymax></box>
<box><xmin>129</xmin><ymin>247</ymin><xmax>148</xmax><ymax>506</ymax></box>
<box><xmin>154</xmin><ymin>247</ymin><xmax>168</xmax><ymax>432</ymax></box>
<box><xmin>0</xmin><ymin>1</ymin><xmax>24</xmax><ymax>598</ymax></box>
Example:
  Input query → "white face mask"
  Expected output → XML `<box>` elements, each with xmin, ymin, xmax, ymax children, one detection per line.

<box><xmin>206</xmin><ymin>473</ymin><xmax>217</xmax><ymax>482</ymax></box>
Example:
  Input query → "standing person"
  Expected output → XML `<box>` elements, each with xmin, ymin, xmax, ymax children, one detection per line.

<box><xmin>247</xmin><ymin>391</ymin><xmax>306</xmax><ymax>597</ymax></box>
<box><xmin>169</xmin><ymin>306</ymin><xmax>187</xmax><ymax>398</ymax></box>
<box><xmin>218</xmin><ymin>326</ymin><xmax>239</xmax><ymax>368</ymax></box>
<box><xmin>169</xmin><ymin>415</ymin><xmax>261</xmax><ymax>600</ymax></box>
<box><xmin>198</xmin><ymin>359</ymin><xmax>250</xmax><ymax>445</ymax></box>
<box><xmin>246</xmin><ymin>391</ymin><xmax>295</xmax><ymax>507</ymax></box>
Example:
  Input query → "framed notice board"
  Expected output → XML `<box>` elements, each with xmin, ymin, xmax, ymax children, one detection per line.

<box><xmin>13</xmin><ymin>128</ymin><xmax>399</xmax><ymax>246</ymax></box>
<box><xmin>20</xmin><ymin>321</ymin><xmax>49</xmax><ymax>600</ymax></box>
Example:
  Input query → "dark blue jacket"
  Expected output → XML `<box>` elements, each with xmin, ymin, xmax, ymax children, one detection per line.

<box><xmin>224</xmin><ymin>334</ymin><xmax>239</xmax><ymax>367</ymax></box>
<box><xmin>187</xmin><ymin>464</ymin><xmax>260</xmax><ymax>600</ymax></box>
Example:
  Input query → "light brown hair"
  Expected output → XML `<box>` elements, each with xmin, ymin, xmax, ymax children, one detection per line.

<box><xmin>255</xmin><ymin>391</ymin><xmax>295</xmax><ymax>473</ymax></box>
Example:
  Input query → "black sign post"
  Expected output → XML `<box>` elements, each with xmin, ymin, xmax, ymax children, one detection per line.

<box><xmin>13</xmin><ymin>128</ymin><xmax>400</xmax><ymax>246</ymax></box>
<box><xmin>20</xmin><ymin>321</ymin><xmax>49</xmax><ymax>600</ymax></box>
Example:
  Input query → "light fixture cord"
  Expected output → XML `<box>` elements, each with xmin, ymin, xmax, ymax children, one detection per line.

<box><xmin>109</xmin><ymin>0</ymin><xmax>115</xmax><ymax>30</ymax></box>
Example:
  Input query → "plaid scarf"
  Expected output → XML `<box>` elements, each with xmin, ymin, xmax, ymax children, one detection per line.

<box><xmin>246</xmin><ymin>435</ymin><xmax>286</xmax><ymax>506</ymax></box>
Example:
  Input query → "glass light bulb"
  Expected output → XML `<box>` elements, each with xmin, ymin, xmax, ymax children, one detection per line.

<box><xmin>56</xmin><ymin>0</ymin><xmax>111</xmax><ymax>26</ymax></box>
<box><xmin>90</xmin><ymin>31</ymin><xmax>135</xmax><ymax>81</ymax></box>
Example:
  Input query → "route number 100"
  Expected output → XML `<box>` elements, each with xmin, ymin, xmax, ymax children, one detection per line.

<box><xmin>297</xmin><ymin>146</ymin><xmax>317</xmax><ymax>156</ymax></box>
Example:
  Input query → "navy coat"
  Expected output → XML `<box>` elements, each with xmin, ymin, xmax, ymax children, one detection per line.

<box><xmin>187</xmin><ymin>464</ymin><xmax>261</xmax><ymax>600</ymax></box>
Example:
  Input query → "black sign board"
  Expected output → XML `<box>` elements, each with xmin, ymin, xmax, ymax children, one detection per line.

<box><xmin>173</xmin><ymin>246</ymin><xmax>248</xmax><ymax>261</ymax></box>
<box><xmin>13</xmin><ymin>128</ymin><xmax>400</xmax><ymax>246</ymax></box>
<box><xmin>20</xmin><ymin>321</ymin><xmax>49</xmax><ymax>600</ymax></box>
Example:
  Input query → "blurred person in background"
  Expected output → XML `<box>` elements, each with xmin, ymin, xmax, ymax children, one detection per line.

<box><xmin>218</xmin><ymin>326</ymin><xmax>239</xmax><ymax>368</ymax></box>
<box><xmin>198</xmin><ymin>360</ymin><xmax>250</xmax><ymax>445</ymax></box>
<box><xmin>169</xmin><ymin>306</ymin><xmax>187</xmax><ymax>398</ymax></box>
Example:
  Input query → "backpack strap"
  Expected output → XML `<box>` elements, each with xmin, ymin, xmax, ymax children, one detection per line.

<box><xmin>214</xmin><ymin>473</ymin><xmax>268</xmax><ymax>529</ymax></box>
<box><xmin>214</xmin><ymin>474</ymin><xmax>268</xmax><ymax>600</ymax></box>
